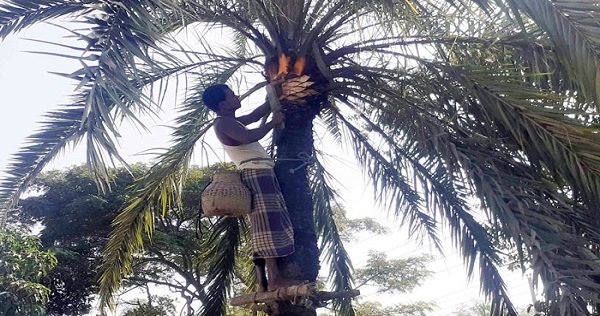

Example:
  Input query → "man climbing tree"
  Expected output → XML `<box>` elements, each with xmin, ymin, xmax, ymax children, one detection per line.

<box><xmin>4</xmin><ymin>1</ymin><xmax>600</xmax><ymax>316</ymax></box>
<box><xmin>201</xmin><ymin>84</ymin><xmax>304</xmax><ymax>291</ymax></box>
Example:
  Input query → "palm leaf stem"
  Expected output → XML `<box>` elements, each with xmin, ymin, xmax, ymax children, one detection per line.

<box><xmin>0</xmin><ymin>0</ymin><xmax>92</xmax><ymax>39</ymax></box>
<box><xmin>311</xmin><ymin>155</ymin><xmax>355</xmax><ymax>316</ymax></box>
<box><xmin>511</xmin><ymin>0</ymin><xmax>600</xmax><ymax>106</ymax></box>
<box><xmin>334</xmin><ymin>108</ymin><xmax>439</xmax><ymax>246</ymax></box>
<box><xmin>198</xmin><ymin>217</ymin><xmax>241</xmax><ymax>316</ymax></box>
<box><xmin>246</xmin><ymin>0</ymin><xmax>285</xmax><ymax>53</ymax></box>
<box><xmin>191</xmin><ymin>0</ymin><xmax>272</xmax><ymax>53</ymax></box>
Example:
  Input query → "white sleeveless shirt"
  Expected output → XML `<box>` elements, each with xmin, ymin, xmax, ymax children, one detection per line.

<box><xmin>215</xmin><ymin>117</ymin><xmax>274</xmax><ymax>169</ymax></box>
<box><xmin>221</xmin><ymin>142</ymin><xmax>275</xmax><ymax>169</ymax></box>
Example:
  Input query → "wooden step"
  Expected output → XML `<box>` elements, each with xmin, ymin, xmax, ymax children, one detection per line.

<box><xmin>230</xmin><ymin>282</ymin><xmax>360</xmax><ymax>307</ymax></box>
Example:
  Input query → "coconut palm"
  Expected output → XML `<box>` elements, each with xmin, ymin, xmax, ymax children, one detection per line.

<box><xmin>2</xmin><ymin>0</ymin><xmax>600</xmax><ymax>315</ymax></box>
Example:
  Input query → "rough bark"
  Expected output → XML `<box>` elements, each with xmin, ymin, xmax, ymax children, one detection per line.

<box><xmin>273</xmin><ymin>114</ymin><xmax>320</xmax><ymax>316</ymax></box>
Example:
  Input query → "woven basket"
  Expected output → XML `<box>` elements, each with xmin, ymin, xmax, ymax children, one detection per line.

<box><xmin>201</xmin><ymin>170</ymin><xmax>251</xmax><ymax>217</ymax></box>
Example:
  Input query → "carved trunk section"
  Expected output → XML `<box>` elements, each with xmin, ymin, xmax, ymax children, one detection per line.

<box><xmin>273</xmin><ymin>112</ymin><xmax>320</xmax><ymax>316</ymax></box>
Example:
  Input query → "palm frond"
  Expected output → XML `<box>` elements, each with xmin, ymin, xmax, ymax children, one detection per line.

<box><xmin>513</xmin><ymin>0</ymin><xmax>600</xmax><ymax>107</ymax></box>
<box><xmin>311</xmin><ymin>153</ymin><xmax>355</xmax><ymax>316</ymax></box>
<box><xmin>466</xmin><ymin>148</ymin><xmax>600</xmax><ymax>315</ymax></box>
<box><xmin>198</xmin><ymin>217</ymin><xmax>242</xmax><ymax>316</ymax></box>
<box><xmin>98</xmin><ymin>58</ymin><xmax>252</xmax><ymax>310</ymax></box>
<box><xmin>372</xmin><ymin>60</ymin><xmax>600</xmax><ymax>314</ymax></box>
<box><xmin>332</xmin><ymin>76</ymin><xmax>520</xmax><ymax>314</ymax></box>
<box><xmin>450</xmin><ymin>65</ymin><xmax>600</xmax><ymax>209</ymax></box>
<box><xmin>0</xmin><ymin>0</ymin><xmax>92</xmax><ymax>39</ymax></box>
<box><xmin>334</xmin><ymin>109</ymin><xmax>440</xmax><ymax>247</ymax></box>
<box><xmin>438</xmin><ymin>64</ymin><xmax>600</xmax><ymax>313</ymax></box>
<box><xmin>317</xmin><ymin>101</ymin><xmax>343</xmax><ymax>145</ymax></box>
<box><xmin>0</xmin><ymin>63</ymin><xmax>192</xmax><ymax>213</ymax></box>
<box><xmin>1</xmin><ymin>1</ymin><xmax>210</xmax><ymax>210</ymax></box>
<box><xmin>0</xmin><ymin>106</ymin><xmax>85</xmax><ymax>210</ymax></box>
<box><xmin>98</xmin><ymin>101</ymin><xmax>213</xmax><ymax>311</ymax></box>
<box><xmin>182</xmin><ymin>1</ymin><xmax>273</xmax><ymax>53</ymax></box>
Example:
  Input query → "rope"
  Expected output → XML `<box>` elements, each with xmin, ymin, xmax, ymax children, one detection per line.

<box><xmin>292</xmin><ymin>284</ymin><xmax>302</xmax><ymax>304</ymax></box>
<box><xmin>240</xmin><ymin>152</ymin><xmax>317</xmax><ymax>174</ymax></box>
<box><xmin>275</xmin><ymin>288</ymin><xmax>285</xmax><ymax>301</ymax></box>
<box><xmin>279</xmin><ymin>152</ymin><xmax>316</xmax><ymax>174</ymax></box>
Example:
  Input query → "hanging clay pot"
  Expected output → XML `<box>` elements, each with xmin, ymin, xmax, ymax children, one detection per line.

<box><xmin>201</xmin><ymin>170</ymin><xmax>251</xmax><ymax>217</ymax></box>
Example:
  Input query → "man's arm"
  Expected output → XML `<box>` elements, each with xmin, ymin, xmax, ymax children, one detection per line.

<box><xmin>237</xmin><ymin>102</ymin><xmax>271</xmax><ymax>125</ymax></box>
<box><xmin>215</xmin><ymin>112</ymin><xmax>284</xmax><ymax>145</ymax></box>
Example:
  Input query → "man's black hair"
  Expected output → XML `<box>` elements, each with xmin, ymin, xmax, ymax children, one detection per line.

<box><xmin>202</xmin><ymin>84</ymin><xmax>230</xmax><ymax>112</ymax></box>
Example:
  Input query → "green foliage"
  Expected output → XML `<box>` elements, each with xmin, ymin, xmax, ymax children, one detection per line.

<box><xmin>122</xmin><ymin>296</ymin><xmax>176</xmax><ymax>316</ymax></box>
<box><xmin>332</xmin><ymin>207</ymin><xmax>388</xmax><ymax>242</ymax></box>
<box><xmin>13</xmin><ymin>163</ymin><xmax>249</xmax><ymax>315</ymax></box>
<box><xmin>453</xmin><ymin>302</ymin><xmax>492</xmax><ymax>316</ymax></box>
<box><xmin>16</xmin><ymin>164</ymin><xmax>147</xmax><ymax>315</ymax></box>
<box><xmin>353</xmin><ymin>301</ymin><xmax>435</xmax><ymax>316</ymax></box>
<box><xmin>0</xmin><ymin>228</ymin><xmax>56</xmax><ymax>316</ymax></box>
<box><xmin>42</xmin><ymin>248</ymin><xmax>98</xmax><ymax>315</ymax></box>
<box><xmin>2</xmin><ymin>0</ymin><xmax>600</xmax><ymax>315</ymax></box>
<box><xmin>354</xmin><ymin>251</ymin><xmax>433</xmax><ymax>294</ymax></box>
<box><xmin>14</xmin><ymin>164</ymin><xmax>216</xmax><ymax>315</ymax></box>
<box><xmin>317</xmin><ymin>239</ymin><xmax>435</xmax><ymax>315</ymax></box>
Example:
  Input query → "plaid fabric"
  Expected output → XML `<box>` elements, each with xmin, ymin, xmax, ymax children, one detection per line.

<box><xmin>240</xmin><ymin>168</ymin><xmax>295</xmax><ymax>259</ymax></box>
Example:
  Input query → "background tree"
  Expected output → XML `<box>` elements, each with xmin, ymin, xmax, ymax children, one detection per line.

<box><xmin>2</xmin><ymin>1</ymin><xmax>600</xmax><ymax>315</ymax></box>
<box><xmin>0</xmin><ymin>228</ymin><xmax>56</xmax><ymax>316</ymax></box>
<box><xmin>354</xmin><ymin>252</ymin><xmax>432</xmax><ymax>294</ymax></box>
<box><xmin>335</xmin><ymin>252</ymin><xmax>435</xmax><ymax>316</ymax></box>
<box><xmin>11</xmin><ymin>164</ymin><xmax>392</xmax><ymax>315</ymax></box>
<box><xmin>121</xmin><ymin>296</ymin><xmax>177</xmax><ymax>316</ymax></box>
<box><xmin>453</xmin><ymin>302</ymin><xmax>493</xmax><ymax>316</ymax></box>
<box><xmin>351</xmin><ymin>301</ymin><xmax>435</xmax><ymax>316</ymax></box>
<box><xmin>13</xmin><ymin>164</ymin><xmax>215</xmax><ymax>315</ymax></box>
<box><xmin>13</xmin><ymin>163</ymin><xmax>430</xmax><ymax>315</ymax></box>
<box><xmin>15</xmin><ymin>165</ymin><xmax>145</xmax><ymax>315</ymax></box>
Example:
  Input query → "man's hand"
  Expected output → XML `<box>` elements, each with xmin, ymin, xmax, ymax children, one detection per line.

<box><xmin>272</xmin><ymin>111</ymin><xmax>285</xmax><ymax>125</ymax></box>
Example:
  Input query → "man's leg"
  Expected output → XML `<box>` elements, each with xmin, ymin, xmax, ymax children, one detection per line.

<box><xmin>254</xmin><ymin>258</ymin><xmax>268</xmax><ymax>292</ymax></box>
<box><xmin>242</xmin><ymin>169</ymin><xmax>304</xmax><ymax>290</ymax></box>
<box><xmin>265</xmin><ymin>257</ymin><xmax>304</xmax><ymax>291</ymax></box>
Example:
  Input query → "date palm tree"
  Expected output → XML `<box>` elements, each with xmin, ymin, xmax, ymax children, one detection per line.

<box><xmin>2</xmin><ymin>0</ymin><xmax>600</xmax><ymax>315</ymax></box>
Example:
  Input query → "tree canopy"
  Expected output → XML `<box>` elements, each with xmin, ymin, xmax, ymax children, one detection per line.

<box><xmin>9</xmin><ymin>164</ymin><xmax>430</xmax><ymax>315</ymax></box>
<box><xmin>0</xmin><ymin>228</ymin><xmax>56</xmax><ymax>316</ymax></box>
<box><xmin>1</xmin><ymin>0</ymin><xmax>600</xmax><ymax>315</ymax></box>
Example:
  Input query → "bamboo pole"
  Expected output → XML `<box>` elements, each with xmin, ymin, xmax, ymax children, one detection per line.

<box><xmin>230</xmin><ymin>283</ymin><xmax>360</xmax><ymax>307</ymax></box>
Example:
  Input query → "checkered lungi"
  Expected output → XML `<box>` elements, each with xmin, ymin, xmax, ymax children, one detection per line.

<box><xmin>240</xmin><ymin>168</ymin><xmax>295</xmax><ymax>259</ymax></box>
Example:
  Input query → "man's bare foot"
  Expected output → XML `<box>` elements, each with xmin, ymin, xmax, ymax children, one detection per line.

<box><xmin>258</xmin><ymin>284</ymin><xmax>267</xmax><ymax>293</ymax></box>
<box><xmin>267</xmin><ymin>277</ymin><xmax>307</xmax><ymax>291</ymax></box>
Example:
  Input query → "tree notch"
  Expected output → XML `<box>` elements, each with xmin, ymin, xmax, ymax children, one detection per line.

<box><xmin>266</xmin><ymin>53</ymin><xmax>319</xmax><ymax>104</ymax></box>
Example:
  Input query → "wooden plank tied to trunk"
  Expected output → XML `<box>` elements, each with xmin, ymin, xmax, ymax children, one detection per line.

<box><xmin>230</xmin><ymin>282</ymin><xmax>360</xmax><ymax>307</ymax></box>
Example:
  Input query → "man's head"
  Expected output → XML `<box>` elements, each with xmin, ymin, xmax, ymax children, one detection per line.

<box><xmin>202</xmin><ymin>84</ymin><xmax>240</xmax><ymax>113</ymax></box>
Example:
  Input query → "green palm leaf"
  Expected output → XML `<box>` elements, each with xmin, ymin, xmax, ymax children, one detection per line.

<box><xmin>0</xmin><ymin>0</ymin><xmax>92</xmax><ymax>39</ymax></box>
<box><xmin>198</xmin><ymin>217</ymin><xmax>243</xmax><ymax>316</ymax></box>
<box><xmin>311</xmin><ymin>154</ymin><xmax>355</xmax><ymax>316</ymax></box>
<box><xmin>98</xmin><ymin>100</ymin><xmax>213</xmax><ymax>311</ymax></box>
<box><xmin>335</xmin><ymin>111</ymin><xmax>440</xmax><ymax>248</ymax></box>
<box><xmin>512</xmin><ymin>0</ymin><xmax>600</xmax><ymax>107</ymax></box>
<box><xmin>452</xmin><ymin>65</ymin><xmax>600</xmax><ymax>209</ymax></box>
<box><xmin>98</xmin><ymin>54</ymin><xmax>256</xmax><ymax>309</ymax></box>
<box><xmin>334</xmin><ymin>79</ymin><xmax>519</xmax><ymax>314</ymax></box>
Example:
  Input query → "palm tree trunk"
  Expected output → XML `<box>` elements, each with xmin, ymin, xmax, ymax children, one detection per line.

<box><xmin>274</xmin><ymin>116</ymin><xmax>320</xmax><ymax>316</ymax></box>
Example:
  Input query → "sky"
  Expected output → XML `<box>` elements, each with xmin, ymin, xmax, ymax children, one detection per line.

<box><xmin>0</xmin><ymin>21</ymin><xmax>538</xmax><ymax>315</ymax></box>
